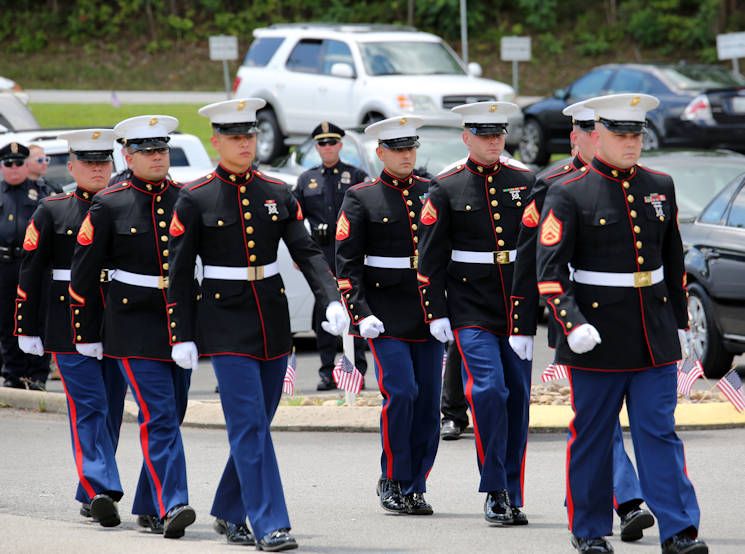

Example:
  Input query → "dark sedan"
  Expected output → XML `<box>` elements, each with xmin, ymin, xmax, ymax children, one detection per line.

<box><xmin>519</xmin><ymin>63</ymin><xmax>745</xmax><ymax>165</ymax></box>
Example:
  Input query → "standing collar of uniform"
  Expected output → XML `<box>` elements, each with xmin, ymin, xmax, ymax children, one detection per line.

<box><xmin>465</xmin><ymin>156</ymin><xmax>500</xmax><ymax>175</ymax></box>
<box><xmin>572</xmin><ymin>154</ymin><xmax>586</xmax><ymax>170</ymax></box>
<box><xmin>591</xmin><ymin>156</ymin><xmax>637</xmax><ymax>180</ymax></box>
<box><xmin>130</xmin><ymin>173</ymin><xmax>169</xmax><ymax>194</ymax></box>
<box><xmin>379</xmin><ymin>169</ymin><xmax>414</xmax><ymax>189</ymax></box>
<box><xmin>320</xmin><ymin>160</ymin><xmax>343</xmax><ymax>175</ymax></box>
<box><xmin>74</xmin><ymin>186</ymin><xmax>95</xmax><ymax>203</ymax></box>
<box><xmin>215</xmin><ymin>162</ymin><xmax>253</xmax><ymax>186</ymax></box>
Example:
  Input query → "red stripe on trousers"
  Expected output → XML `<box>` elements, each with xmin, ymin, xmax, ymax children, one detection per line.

<box><xmin>454</xmin><ymin>330</ymin><xmax>485</xmax><ymax>465</ymax></box>
<box><xmin>566</xmin><ymin>370</ymin><xmax>577</xmax><ymax>531</ymax></box>
<box><xmin>369</xmin><ymin>340</ymin><xmax>394</xmax><ymax>479</ymax></box>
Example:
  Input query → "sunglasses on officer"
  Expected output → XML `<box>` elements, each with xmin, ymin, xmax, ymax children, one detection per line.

<box><xmin>135</xmin><ymin>147</ymin><xmax>170</xmax><ymax>156</ymax></box>
<box><xmin>36</xmin><ymin>156</ymin><xmax>50</xmax><ymax>164</ymax></box>
<box><xmin>2</xmin><ymin>160</ymin><xmax>24</xmax><ymax>168</ymax></box>
<box><xmin>316</xmin><ymin>139</ymin><xmax>339</xmax><ymax>147</ymax></box>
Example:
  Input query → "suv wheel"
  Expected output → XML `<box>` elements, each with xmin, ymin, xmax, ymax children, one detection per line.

<box><xmin>256</xmin><ymin>108</ymin><xmax>286</xmax><ymax>163</ymax></box>
<box><xmin>642</xmin><ymin>122</ymin><xmax>660</xmax><ymax>151</ymax></box>
<box><xmin>518</xmin><ymin>119</ymin><xmax>549</xmax><ymax>166</ymax></box>
<box><xmin>687</xmin><ymin>283</ymin><xmax>733</xmax><ymax>378</ymax></box>
<box><xmin>361</xmin><ymin>112</ymin><xmax>385</xmax><ymax>126</ymax></box>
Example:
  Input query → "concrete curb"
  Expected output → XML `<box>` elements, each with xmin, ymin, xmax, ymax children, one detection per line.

<box><xmin>2</xmin><ymin>388</ymin><xmax>744</xmax><ymax>432</ymax></box>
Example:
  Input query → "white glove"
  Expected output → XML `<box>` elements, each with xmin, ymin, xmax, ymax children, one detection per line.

<box><xmin>172</xmin><ymin>341</ymin><xmax>199</xmax><ymax>370</ymax></box>
<box><xmin>567</xmin><ymin>324</ymin><xmax>602</xmax><ymax>354</ymax></box>
<box><xmin>429</xmin><ymin>317</ymin><xmax>454</xmax><ymax>343</ymax></box>
<box><xmin>321</xmin><ymin>301</ymin><xmax>347</xmax><ymax>336</ymax></box>
<box><xmin>76</xmin><ymin>342</ymin><xmax>103</xmax><ymax>360</ymax></box>
<box><xmin>509</xmin><ymin>335</ymin><xmax>534</xmax><ymax>361</ymax></box>
<box><xmin>18</xmin><ymin>336</ymin><xmax>44</xmax><ymax>356</ymax></box>
<box><xmin>678</xmin><ymin>329</ymin><xmax>693</xmax><ymax>358</ymax></box>
<box><xmin>359</xmin><ymin>315</ymin><xmax>385</xmax><ymax>339</ymax></box>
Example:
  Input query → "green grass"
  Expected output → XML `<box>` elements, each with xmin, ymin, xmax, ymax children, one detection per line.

<box><xmin>29</xmin><ymin>103</ymin><xmax>217</xmax><ymax>154</ymax></box>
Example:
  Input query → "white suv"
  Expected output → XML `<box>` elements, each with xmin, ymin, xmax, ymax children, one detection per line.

<box><xmin>233</xmin><ymin>23</ymin><xmax>523</xmax><ymax>162</ymax></box>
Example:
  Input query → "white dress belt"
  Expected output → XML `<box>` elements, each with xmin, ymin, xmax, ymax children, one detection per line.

<box><xmin>203</xmin><ymin>261</ymin><xmax>279</xmax><ymax>281</ymax></box>
<box><xmin>110</xmin><ymin>269</ymin><xmax>169</xmax><ymax>289</ymax></box>
<box><xmin>52</xmin><ymin>269</ymin><xmax>71</xmax><ymax>281</ymax></box>
<box><xmin>571</xmin><ymin>266</ymin><xmax>664</xmax><ymax>288</ymax></box>
<box><xmin>451</xmin><ymin>249</ymin><xmax>517</xmax><ymax>264</ymax></box>
<box><xmin>364</xmin><ymin>255</ymin><xmax>418</xmax><ymax>269</ymax></box>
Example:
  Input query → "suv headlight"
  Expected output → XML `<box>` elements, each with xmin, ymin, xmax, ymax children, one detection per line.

<box><xmin>500</xmin><ymin>91</ymin><xmax>516</xmax><ymax>103</ymax></box>
<box><xmin>397</xmin><ymin>94</ymin><xmax>437</xmax><ymax>112</ymax></box>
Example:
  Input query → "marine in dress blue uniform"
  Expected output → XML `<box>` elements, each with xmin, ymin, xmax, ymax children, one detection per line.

<box><xmin>0</xmin><ymin>141</ymin><xmax>49</xmax><ymax>389</ymax></box>
<box><xmin>416</xmin><ymin>102</ymin><xmax>534</xmax><ymax>525</ymax></box>
<box><xmin>167</xmin><ymin>99</ymin><xmax>345</xmax><ymax>551</ymax></box>
<box><xmin>293</xmin><ymin>121</ymin><xmax>369</xmax><ymax>390</ymax></box>
<box><xmin>335</xmin><ymin>115</ymin><xmax>444</xmax><ymax>516</ymax></box>
<box><xmin>510</xmin><ymin>101</ymin><xmax>654</xmax><ymax>542</ymax></box>
<box><xmin>69</xmin><ymin>115</ymin><xmax>196</xmax><ymax>539</ymax></box>
<box><xmin>15</xmin><ymin>130</ymin><xmax>127</xmax><ymax>526</ymax></box>
<box><xmin>536</xmin><ymin>94</ymin><xmax>707</xmax><ymax>554</ymax></box>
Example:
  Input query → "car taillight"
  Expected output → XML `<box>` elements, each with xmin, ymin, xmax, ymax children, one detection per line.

<box><xmin>397</xmin><ymin>94</ymin><xmax>413</xmax><ymax>110</ymax></box>
<box><xmin>682</xmin><ymin>95</ymin><xmax>714</xmax><ymax>123</ymax></box>
<box><xmin>232</xmin><ymin>76</ymin><xmax>242</xmax><ymax>94</ymax></box>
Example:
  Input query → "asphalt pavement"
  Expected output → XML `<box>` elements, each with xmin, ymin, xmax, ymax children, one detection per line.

<box><xmin>0</xmin><ymin>409</ymin><xmax>743</xmax><ymax>553</ymax></box>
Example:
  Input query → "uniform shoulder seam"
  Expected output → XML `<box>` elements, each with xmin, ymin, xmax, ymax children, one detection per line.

<box><xmin>43</xmin><ymin>192</ymin><xmax>73</xmax><ymax>202</ymax></box>
<box><xmin>438</xmin><ymin>165</ymin><xmax>465</xmax><ymax>180</ymax></box>
<box><xmin>100</xmin><ymin>182</ymin><xmax>130</xmax><ymax>196</ymax></box>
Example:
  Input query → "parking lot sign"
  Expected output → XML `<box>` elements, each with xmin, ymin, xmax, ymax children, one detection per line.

<box><xmin>717</xmin><ymin>32</ymin><xmax>745</xmax><ymax>74</ymax></box>
<box><xmin>209</xmin><ymin>35</ymin><xmax>239</xmax><ymax>99</ymax></box>
<box><xmin>500</xmin><ymin>36</ymin><xmax>531</xmax><ymax>95</ymax></box>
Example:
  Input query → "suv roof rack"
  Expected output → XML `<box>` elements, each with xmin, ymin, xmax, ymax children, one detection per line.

<box><xmin>265</xmin><ymin>22</ymin><xmax>418</xmax><ymax>33</ymax></box>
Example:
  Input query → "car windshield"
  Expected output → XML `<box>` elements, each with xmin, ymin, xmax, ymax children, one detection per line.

<box><xmin>639</xmin><ymin>154</ymin><xmax>745</xmax><ymax>220</ymax></box>
<box><xmin>359</xmin><ymin>41</ymin><xmax>464</xmax><ymax>76</ymax></box>
<box><xmin>659</xmin><ymin>65</ymin><xmax>745</xmax><ymax>90</ymax></box>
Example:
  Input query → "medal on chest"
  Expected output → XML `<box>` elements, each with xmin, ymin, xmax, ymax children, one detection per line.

<box><xmin>644</xmin><ymin>193</ymin><xmax>667</xmax><ymax>218</ymax></box>
<box><xmin>264</xmin><ymin>200</ymin><xmax>279</xmax><ymax>215</ymax></box>
<box><xmin>502</xmin><ymin>186</ymin><xmax>527</xmax><ymax>201</ymax></box>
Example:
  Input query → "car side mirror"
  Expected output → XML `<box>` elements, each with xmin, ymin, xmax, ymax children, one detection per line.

<box><xmin>330</xmin><ymin>63</ymin><xmax>355</xmax><ymax>79</ymax></box>
<box><xmin>553</xmin><ymin>88</ymin><xmax>566</xmax><ymax>99</ymax></box>
<box><xmin>467</xmin><ymin>62</ymin><xmax>483</xmax><ymax>77</ymax></box>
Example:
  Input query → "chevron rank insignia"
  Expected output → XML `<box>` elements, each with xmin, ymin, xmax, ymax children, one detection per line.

<box><xmin>420</xmin><ymin>198</ymin><xmax>438</xmax><ymax>225</ymax></box>
<box><xmin>169</xmin><ymin>211</ymin><xmax>185</xmax><ymax>236</ymax></box>
<box><xmin>521</xmin><ymin>200</ymin><xmax>540</xmax><ymax>228</ymax></box>
<box><xmin>540</xmin><ymin>210</ymin><xmax>562</xmax><ymax>246</ymax></box>
<box><xmin>77</xmin><ymin>213</ymin><xmax>94</xmax><ymax>246</ymax></box>
<box><xmin>336</xmin><ymin>211</ymin><xmax>350</xmax><ymax>240</ymax></box>
<box><xmin>22</xmin><ymin>221</ymin><xmax>39</xmax><ymax>251</ymax></box>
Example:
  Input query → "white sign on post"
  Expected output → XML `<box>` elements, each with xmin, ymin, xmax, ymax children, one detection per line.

<box><xmin>209</xmin><ymin>35</ymin><xmax>239</xmax><ymax>61</ymax></box>
<box><xmin>716</xmin><ymin>32</ymin><xmax>745</xmax><ymax>60</ymax></box>
<box><xmin>500</xmin><ymin>36</ymin><xmax>531</xmax><ymax>62</ymax></box>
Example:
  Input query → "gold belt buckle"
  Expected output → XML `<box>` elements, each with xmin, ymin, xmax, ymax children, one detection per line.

<box><xmin>99</xmin><ymin>269</ymin><xmax>109</xmax><ymax>283</ymax></box>
<box><xmin>409</xmin><ymin>255</ymin><xmax>418</xmax><ymax>270</ymax></box>
<box><xmin>633</xmin><ymin>271</ymin><xmax>652</xmax><ymax>288</ymax></box>
<box><xmin>494</xmin><ymin>251</ymin><xmax>510</xmax><ymax>265</ymax></box>
<box><xmin>158</xmin><ymin>275</ymin><xmax>169</xmax><ymax>289</ymax></box>
<box><xmin>247</xmin><ymin>265</ymin><xmax>265</xmax><ymax>281</ymax></box>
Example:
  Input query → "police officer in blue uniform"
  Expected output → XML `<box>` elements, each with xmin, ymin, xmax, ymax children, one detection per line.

<box><xmin>293</xmin><ymin>121</ymin><xmax>369</xmax><ymax>390</ymax></box>
<box><xmin>167</xmin><ymin>99</ymin><xmax>345</xmax><ymax>551</ymax></box>
<box><xmin>416</xmin><ymin>102</ymin><xmax>534</xmax><ymax>525</ymax></box>
<box><xmin>336</xmin><ymin>115</ymin><xmax>444</xmax><ymax>516</ymax></box>
<box><xmin>69</xmin><ymin>115</ymin><xmax>196</xmax><ymax>539</ymax></box>
<box><xmin>15</xmin><ymin>130</ymin><xmax>127</xmax><ymax>526</ymax></box>
<box><xmin>536</xmin><ymin>93</ymin><xmax>707</xmax><ymax>554</ymax></box>
<box><xmin>0</xmin><ymin>141</ymin><xmax>48</xmax><ymax>389</ymax></box>
<box><xmin>510</xmin><ymin>100</ymin><xmax>654</xmax><ymax>543</ymax></box>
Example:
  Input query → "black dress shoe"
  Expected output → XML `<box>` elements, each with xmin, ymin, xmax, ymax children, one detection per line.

<box><xmin>214</xmin><ymin>517</ymin><xmax>256</xmax><ymax>545</ymax></box>
<box><xmin>137</xmin><ymin>514</ymin><xmax>164</xmax><ymax>534</ymax></box>
<box><xmin>619</xmin><ymin>507</ymin><xmax>654</xmax><ymax>542</ymax></box>
<box><xmin>257</xmin><ymin>528</ymin><xmax>298</xmax><ymax>551</ymax></box>
<box><xmin>484</xmin><ymin>490</ymin><xmax>514</xmax><ymax>524</ymax></box>
<box><xmin>571</xmin><ymin>535</ymin><xmax>614</xmax><ymax>552</ymax></box>
<box><xmin>316</xmin><ymin>376</ymin><xmax>337</xmax><ymax>391</ymax></box>
<box><xmin>661</xmin><ymin>531</ymin><xmax>708</xmax><ymax>554</ymax></box>
<box><xmin>90</xmin><ymin>493</ymin><xmax>121</xmax><ymax>527</ymax></box>
<box><xmin>504</xmin><ymin>504</ymin><xmax>528</xmax><ymax>525</ymax></box>
<box><xmin>440</xmin><ymin>420</ymin><xmax>464</xmax><ymax>441</ymax></box>
<box><xmin>403</xmin><ymin>492</ymin><xmax>433</xmax><ymax>515</ymax></box>
<box><xmin>80</xmin><ymin>503</ymin><xmax>93</xmax><ymax>518</ymax></box>
<box><xmin>376</xmin><ymin>477</ymin><xmax>405</xmax><ymax>513</ymax></box>
<box><xmin>163</xmin><ymin>504</ymin><xmax>196</xmax><ymax>539</ymax></box>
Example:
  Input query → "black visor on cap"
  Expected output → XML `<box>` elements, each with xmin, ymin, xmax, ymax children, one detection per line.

<box><xmin>466</xmin><ymin>123</ymin><xmax>508</xmax><ymax>136</ymax></box>
<box><xmin>125</xmin><ymin>137</ymin><xmax>171</xmax><ymax>151</ymax></box>
<box><xmin>574</xmin><ymin>119</ymin><xmax>595</xmax><ymax>132</ymax></box>
<box><xmin>212</xmin><ymin>122</ymin><xmax>258</xmax><ymax>135</ymax></box>
<box><xmin>379</xmin><ymin>136</ymin><xmax>420</xmax><ymax>149</ymax></box>
<box><xmin>73</xmin><ymin>150</ymin><xmax>113</xmax><ymax>162</ymax></box>
<box><xmin>597</xmin><ymin>118</ymin><xmax>646</xmax><ymax>135</ymax></box>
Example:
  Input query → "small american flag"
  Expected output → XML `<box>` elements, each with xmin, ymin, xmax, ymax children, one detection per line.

<box><xmin>716</xmin><ymin>369</ymin><xmax>745</xmax><ymax>412</ymax></box>
<box><xmin>282</xmin><ymin>351</ymin><xmax>296</xmax><ymax>396</ymax></box>
<box><xmin>333</xmin><ymin>353</ymin><xmax>363</xmax><ymax>394</ymax></box>
<box><xmin>541</xmin><ymin>362</ymin><xmax>570</xmax><ymax>383</ymax></box>
<box><xmin>676</xmin><ymin>353</ymin><xmax>704</xmax><ymax>396</ymax></box>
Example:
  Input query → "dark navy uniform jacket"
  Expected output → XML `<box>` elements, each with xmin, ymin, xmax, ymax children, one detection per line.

<box><xmin>335</xmin><ymin>169</ymin><xmax>430</xmax><ymax>341</ymax></box>
<box><xmin>167</xmin><ymin>163</ymin><xmax>339</xmax><ymax>360</ymax></box>
<box><xmin>511</xmin><ymin>155</ymin><xmax>586</xmax><ymax>343</ymax></box>
<box><xmin>416</xmin><ymin>157</ymin><xmax>535</xmax><ymax>335</ymax></box>
<box><xmin>0</xmin><ymin>179</ymin><xmax>46</xmax><ymax>250</ymax></box>
<box><xmin>15</xmin><ymin>188</ymin><xmax>102</xmax><ymax>353</ymax></box>
<box><xmin>69</xmin><ymin>175</ymin><xmax>182</xmax><ymax>360</ymax></box>
<box><xmin>536</xmin><ymin>156</ymin><xmax>687</xmax><ymax>371</ymax></box>
<box><xmin>293</xmin><ymin>160</ymin><xmax>367</xmax><ymax>269</ymax></box>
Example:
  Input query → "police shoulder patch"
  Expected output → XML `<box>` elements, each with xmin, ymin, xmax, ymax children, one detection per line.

<box><xmin>420</xmin><ymin>198</ymin><xmax>438</xmax><ymax>226</ymax></box>
<box><xmin>539</xmin><ymin>210</ymin><xmax>562</xmax><ymax>246</ymax></box>
<box><xmin>521</xmin><ymin>200</ymin><xmax>540</xmax><ymax>228</ymax></box>
<box><xmin>336</xmin><ymin>211</ymin><xmax>350</xmax><ymax>240</ymax></box>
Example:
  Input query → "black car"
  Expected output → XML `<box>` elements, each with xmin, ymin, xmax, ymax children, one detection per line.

<box><xmin>683</xmin><ymin>170</ymin><xmax>745</xmax><ymax>377</ymax></box>
<box><xmin>519</xmin><ymin>63</ymin><xmax>745</xmax><ymax>165</ymax></box>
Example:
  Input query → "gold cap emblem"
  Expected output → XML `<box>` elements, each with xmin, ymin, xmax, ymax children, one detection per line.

<box><xmin>321</xmin><ymin>121</ymin><xmax>329</xmax><ymax>133</ymax></box>
<box><xmin>149</xmin><ymin>117</ymin><xmax>159</xmax><ymax>126</ymax></box>
<box><xmin>91</xmin><ymin>131</ymin><xmax>101</xmax><ymax>140</ymax></box>
<box><xmin>10</xmin><ymin>142</ymin><xmax>17</xmax><ymax>154</ymax></box>
<box><xmin>489</xmin><ymin>104</ymin><xmax>498</xmax><ymax>112</ymax></box>
<box><xmin>631</xmin><ymin>96</ymin><xmax>641</xmax><ymax>106</ymax></box>
<box><xmin>237</xmin><ymin>100</ymin><xmax>246</xmax><ymax>111</ymax></box>
<box><xmin>399</xmin><ymin>117</ymin><xmax>407</xmax><ymax>125</ymax></box>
